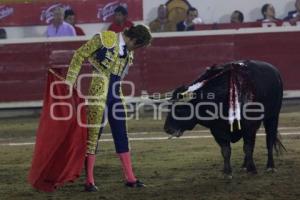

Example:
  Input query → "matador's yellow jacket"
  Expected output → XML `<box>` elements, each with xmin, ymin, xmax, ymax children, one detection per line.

<box><xmin>66</xmin><ymin>31</ymin><xmax>133</xmax><ymax>154</ymax></box>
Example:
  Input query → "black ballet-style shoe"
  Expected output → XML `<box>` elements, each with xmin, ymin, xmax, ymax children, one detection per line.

<box><xmin>125</xmin><ymin>180</ymin><xmax>145</xmax><ymax>188</ymax></box>
<box><xmin>84</xmin><ymin>183</ymin><xmax>98</xmax><ymax>192</ymax></box>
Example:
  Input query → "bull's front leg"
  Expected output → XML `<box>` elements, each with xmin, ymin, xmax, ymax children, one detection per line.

<box><xmin>242</xmin><ymin>134</ymin><xmax>257</xmax><ymax>174</ymax></box>
<box><xmin>220</xmin><ymin>144</ymin><xmax>232</xmax><ymax>179</ymax></box>
<box><xmin>211</xmin><ymin>129</ymin><xmax>232</xmax><ymax>179</ymax></box>
<box><xmin>211</xmin><ymin>131</ymin><xmax>232</xmax><ymax>179</ymax></box>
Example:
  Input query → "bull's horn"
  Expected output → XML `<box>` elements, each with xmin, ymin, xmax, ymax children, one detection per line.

<box><xmin>147</xmin><ymin>91</ymin><xmax>173</xmax><ymax>101</ymax></box>
<box><xmin>177</xmin><ymin>90</ymin><xmax>196</xmax><ymax>102</ymax></box>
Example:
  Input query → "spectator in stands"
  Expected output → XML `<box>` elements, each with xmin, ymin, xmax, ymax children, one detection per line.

<box><xmin>0</xmin><ymin>28</ymin><xmax>7</xmax><ymax>39</ymax></box>
<box><xmin>108</xmin><ymin>6</ymin><xmax>134</xmax><ymax>33</ymax></box>
<box><xmin>176</xmin><ymin>7</ymin><xmax>198</xmax><ymax>31</ymax></box>
<box><xmin>258</xmin><ymin>4</ymin><xmax>280</xmax><ymax>22</ymax></box>
<box><xmin>149</xmin><ymin>4</ymin><xmax>175</xmax><ymax>32</ymax></box>
<box><xmin>46</xmin><ymin>7</ymin><xmax>76</xmax><ymax>37</ymax></box>
<box><xmin>64</xmin><ymin>9</ymin><xmax>85</xmax><ymax>36</ymax></box>
<box><xmin>284</xmin><ymin>0</ymin><xmax>300</xmax><ymax>24</ymax></box>
<box><xmin>230</xmin><ymin>10</ymin><xmax>244</xmax><ymax>23</ymax></box>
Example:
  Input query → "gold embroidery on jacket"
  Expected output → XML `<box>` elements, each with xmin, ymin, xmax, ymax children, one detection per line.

<box><xmin>65</xmin><ymin>31</ymin><xmax>134</xmax><ymax>154</ymax></box>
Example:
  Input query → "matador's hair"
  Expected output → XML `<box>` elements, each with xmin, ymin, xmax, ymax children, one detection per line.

<box><xmin>124</xmin><ymin>24</ymin><xmax>152</xmax><ymax>47</ymax></box>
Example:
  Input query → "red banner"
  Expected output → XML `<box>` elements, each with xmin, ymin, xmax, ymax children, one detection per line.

<box><xmin>0</xmin><ymin>0</ymin><xmax>143</xmax><ymax>26</ymax></box>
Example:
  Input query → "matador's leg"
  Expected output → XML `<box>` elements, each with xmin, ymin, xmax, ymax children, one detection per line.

<box><xmin>86</xmin><ymin>74</ymin><xmax>109</xmax><ymax>154</ymax></box>
<box><xmin>84</xmin><ymin>73</ymin><xmax>109</xmax><ymax>189</ymax></box>
<box><xmin>108</xmin><ymin>83</ymin><xmax>141</xmax><ymax>185</ymax></box>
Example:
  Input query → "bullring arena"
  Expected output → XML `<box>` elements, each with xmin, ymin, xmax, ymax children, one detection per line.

<box><xmin>0</xmin><ymin>0</ymin><xmax>300</xmax><ymax>200</ymax></box>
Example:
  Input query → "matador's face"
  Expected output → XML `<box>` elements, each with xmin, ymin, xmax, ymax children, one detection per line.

<box><xmin>125</xmin><ymin>38</ymin><xmax>144</xmax><ymax>51</ymax></box>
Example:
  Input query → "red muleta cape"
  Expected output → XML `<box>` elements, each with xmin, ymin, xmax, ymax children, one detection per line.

<box><xmin>28</xmin><ymin>69</ymin><xmax>87</xmax><ymax>192</ymax></box>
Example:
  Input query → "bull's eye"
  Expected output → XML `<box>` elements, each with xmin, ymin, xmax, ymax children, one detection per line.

<box><xmin>176</xmin><ymin>93</ymin><xmax>183</xmax><ymax>99</ymax></box>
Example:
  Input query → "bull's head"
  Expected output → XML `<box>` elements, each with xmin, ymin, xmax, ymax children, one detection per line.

<box><xmin>164</xmin><ymin>85</ymin><xmax>198</xmax><ymax>138</ymax></box>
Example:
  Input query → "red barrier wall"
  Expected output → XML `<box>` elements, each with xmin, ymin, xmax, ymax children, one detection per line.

<box><xmin>0</xmin><ymin>1</ymin><xmax>143</xmax><ymax>26</ymax></box>
<box><xmin>0</xmin><ymin>30</ymin><xmax>300</xmax><ymax>102</ymax></box>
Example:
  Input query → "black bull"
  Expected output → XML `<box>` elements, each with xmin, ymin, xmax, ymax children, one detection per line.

<box><xmin>164</xmin><ymin>60</ymin><xmax>285</xmax><ymax>177</ymax></box>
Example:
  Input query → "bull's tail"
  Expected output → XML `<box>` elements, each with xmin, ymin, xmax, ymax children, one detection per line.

<box><xmin>264</xmin><ymin>116</ymin><xmax>287</xmax><ymax>156</ymax></box>
<box><xmin>264</xmin><ymin>70</ymin><xmax>285</xmax><ymax>156</ymax></box>
<box><xmin>274</xmin><ymin>132</ymin><xmax>287</xmax><ymax>156</ymax></box>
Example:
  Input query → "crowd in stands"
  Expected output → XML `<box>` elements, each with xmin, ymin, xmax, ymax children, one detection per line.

<box><xmin>45</xmin><ymin>7</ymin><xmax>76</xmax><ymax>37</ymax></box>
<box><xmin>285</xmin><ymin>0</ymin><xmax>300</xmax><ymax>23</ymax></box>
<box><xmin>175</xmin><ymin>7</ymin><xmax>199</xmax><ymax>31</ymax></box>
<box><xmin>108</xmin><ymin>5</ymin><xmax>134</xmax><ymax>33</ymax></box>
<box><xmin>0</xmin><ymin>28</ymin><xmax>6</xmax><ymax>39</ymax></box>
<box><xmin>149</xmin><ymin>0</ymin><xmax>300</xmax><ymax>32</ymax></box>
<box><xmin>1</xmin><ymin>0</ymin><xmax>300</xmax><ymax>38</ymax></box>
<box><xmin>149</xmin><ymin>4</ymin><xmax>174</xmax><ymax>32</ymax></box>
<box><xmin>44</xmin><ymin>5</ymin><xmax>134</xmax><ymax>37</ymax></box>
<box><xmin>230</xmin><ymin>10</ymin><xmax>244</xmax><ymax>23</ymax></box>
<box><xmin>64</xmin><ymin>9</ymin><xmax>85</xmax><ymax>36</ymax></box>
